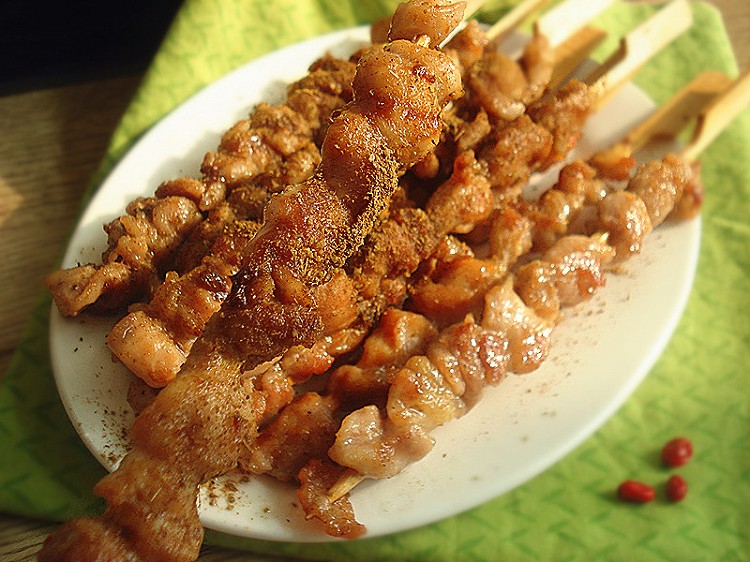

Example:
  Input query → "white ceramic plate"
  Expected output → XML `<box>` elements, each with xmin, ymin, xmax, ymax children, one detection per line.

<box><xmin>50</xmin><ymin>26</ymin><xmax>700</xmax><ymax>542</ymax></box>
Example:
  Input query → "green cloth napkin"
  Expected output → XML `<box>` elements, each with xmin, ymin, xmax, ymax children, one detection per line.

<box><xmin>2</xmin><ymin>1</ymin><xmax>749</xmax><ymax>560</ymax></box>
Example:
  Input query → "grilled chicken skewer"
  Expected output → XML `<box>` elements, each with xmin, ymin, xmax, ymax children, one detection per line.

<box><xmin>94</xmin><ymin>1</ymin><xmax>692</xmax><ymax>536</ymax></box>
<box><xmin>104</xmin><ymin>0</ymin><xmax>592</xmax><ymax>389</ymax></box>
<box><xmin>319</xmin><ymin>67</ymin><xmax>749</xmax><ymax>524</ymax></box>
<box><xmin>244</xmin><ymin>33</ymin><xmax>706</xmax><ymax>538</ymax></box>
<box><xmin>45</xmin><ymin>64</ymin><xmax>353</xmax><ymax>318</ymax></box>
<box><xmin>38</xmin><ymin>2</ymin><xmax>466</xmax><ymax>560</ymax></box>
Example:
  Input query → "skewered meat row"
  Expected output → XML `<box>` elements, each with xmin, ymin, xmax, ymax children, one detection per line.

<box><xmin>101</xmin><ymin>14</ymin><xmax>680</xmax><ymax>544</ymax></box>
<box><xmin>303</xmin><ymin>143</ymin><xmax>698</xmax><ymax>535</ymax></box>
<box><xmin>39</xmin><ymin>3</ymin><xmax>466</xmax><ymax>560</ymax></box>
<box><xmin>45</xmin><ymin>53</ymin><xmax>357</xmax><ymax>319</ymax></box>
<box><xmin>519</xmin><ymin>150</ymin><xmax>696</xmax><ymax>260</ymax></box>
<box><xmin>103</xmin><ymin>22</ymin><xmax>556</xmax><ymax>388</ymax></box>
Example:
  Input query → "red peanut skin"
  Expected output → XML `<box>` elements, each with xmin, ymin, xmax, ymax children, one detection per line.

<box><xmin>666</xmin><ymin>475</ymin><xmax>688</xmax><ymax>502</ymax></box>
<box><xmin>617</xmin><ymin>480</ymin><xmax>656</xmax><ymax>503</ymax></box>
<box><xmin>661</xmin><ymin>437</ymin><xmax>693</xmax><ymax>467</ymax></box>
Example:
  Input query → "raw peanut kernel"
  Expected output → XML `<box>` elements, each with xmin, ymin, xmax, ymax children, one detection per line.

<box><xmin>666</xmin><ymin>475</ymin><xmax>688</xmax><ymax>502</ymax></box>
<box><xmin>661</xmin><ymin>437</ymin><xmax>693</xmax><ymax>467</ymax></box>
<box><xmin>617</xmin><ymin>480</ymin><xmax>656</xmax><ymax>503</ymax></box>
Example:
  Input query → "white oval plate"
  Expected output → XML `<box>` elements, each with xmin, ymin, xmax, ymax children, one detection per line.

<box><xmin>50</xmin><ymin>26</ymin><xmax>700</xmax><ymax>542</ymax></box>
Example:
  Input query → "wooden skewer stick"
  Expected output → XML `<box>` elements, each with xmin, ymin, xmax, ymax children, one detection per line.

<box><xmin>682</xmin><ymin>68</ymin><xmax>750</xmax><ymax>162</ymax></box>
<box><xmin>326</xmin><ymin>468</ymin><xmax>365</xmax><ymax>503</ymax></box>
<box><xmin>625</xmin><ymin>70</ymin><xmax>734</xmax><ymax>153</ymax></box>
<box><xmin>463</xmin><ymin>0</ymin><xmax>489</xmax><ymax>19</ymax></box>
<box><xmin>548</xmin><ymin>25</ymin><xmax>608</xmax><ymax>89</ymax></box>
<box><xmin>534</xmin><ymin>0</ymin><xmax>614</xmax><ymax>49</ymax></box>
<box><xmin>485</xmin><ymin>0</ymin><xmax>549</xmax><ymax>42</ymax></box>
<box><xmin>586</xmin><ymin>0</ymin><xmax>692</xmax><ymax>109</ymax></box>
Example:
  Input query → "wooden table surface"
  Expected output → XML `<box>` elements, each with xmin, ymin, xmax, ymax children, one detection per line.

<box><xmin>1</xmin><ymin>1</ymin><xmax>747</xmax><ymax>560</ymax></box>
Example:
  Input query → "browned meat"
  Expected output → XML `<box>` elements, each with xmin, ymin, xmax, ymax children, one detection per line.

<box><xmin>669</xmin><ymin>161</ymin><xmax>703</xmax><ymax>220</ymax></box>
<box><xmin>388</xmin><ymin>0</ymin><xmax>465</xmax><ymax>45</ymax></box>
<box><xmin>588</xmin><ymin>142</ymin><xmax>637</xmax><ymax>181</ymax></box>
<box><xmin>521</xmin><ymin>159</ymin><xmax>610</xmax><ymax>250</ymax></box>
<box><xmin>425</xmin><ymin>149</ymin><xmax>493</xmax><ymax>235</ymax></box>
<box><xmin>410</xmin><ymin>247</ymin><xmax>506</xmax><ymax>328</ymax></box>
<box><xmin>241</xmin><ymin>393</ymin><xmax>341</xmax><ymax>482</ymax></box>
<box><xmin>46</xmin><ymin>195</ymin><xmax>204</xmax><ymax>317</ymax></box>
<box><xmin>327</xmin><ymin>308</ymin><xmax>439</xmax><ymax>410</ymax></box>
<box><xmin>597</xmin><ymin>191</ymin><xmax>653</xmax><ymax>260</ymax></box>
<box><xmin>513</xmin><ymin>234</ymin><xmax>616</xmax><ymax>325</ymax></box>
<box><xmin>107</xmin><ymin>220</ymin><xmax>260</xmax><ymax>387</ymax></box>
<box><xmin>526</xmin><ymin>79</ymin><xmax>593</xmax><ymax>166</ymax></box>
<box><xmin>463</xmin><ymin>28</ymin><xmax>554</xmax><ymax>122</ymax></box>
<box><xmin>297</xmin><ymin>458</ymin><xmax>366</xmax><ymax>539</ymax></box>
<box><xmin>627</xmin><ymin>153</ymin><xmax>692</xmax><ymax>227</ymax></box>
<box><xmin>220</xmin><ymin>32</ymin><xmax>464</xmax><ymax>367</ymax></box>
<box><xmin>348</xmin><ymin>203</ymin><xmax>442</xmax><ymax>325</ymax></box>
<box><xmin>478</xmin><ymin>114</ymin><xmax>553</xmax><ymax>198</ymax></box>
<box><xmin>286</xmin><ymin>54</ymin><xmax>357</xmax><ymax>145</ymax></box>
<box><xmin>444</xmin><ymin>19</ymin><xmax>489</xmax><ymax>73</ymax></box>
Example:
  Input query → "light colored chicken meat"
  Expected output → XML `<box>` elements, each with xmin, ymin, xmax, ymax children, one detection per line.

<box><xmin>328</xmin><ymin>315</ymin><xmax>508</xmax><ymax>480</ymax></box>
<box><xmin>46</xmin><ymin>195</ymin><xmax>203</xmax><ymax>317</ymax></box>
<box><xmin>465</xmin><ymin>29</ymin><xmax>553</xmax><ymax>122</ymax></box>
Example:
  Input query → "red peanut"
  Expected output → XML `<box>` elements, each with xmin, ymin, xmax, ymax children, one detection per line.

<box><xmin>661</xmin><ymin>437</ymin><xmax>693</xmax><ymax>467</ymax></box>
<box><xmin>666</xmin><ymin>475</ymin><xmax>688</xmax><ymax>502</ymax></box>
<box><xmin>617</xmin><ymin>480</ymin><xmax>655</xmax><ymax>503</ymax></box>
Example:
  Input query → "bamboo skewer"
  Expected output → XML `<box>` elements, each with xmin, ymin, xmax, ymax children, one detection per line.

<box><xmin>534</xmin><ymin>0</ymin><xmax>614</xmax><ymax>49</ymax></box>
<box><xmin>463</xmin><ymin>0</ymin><xmax>490</xmax><ymax>19</ymax></box>
<box><xmin>326</xmin><ymin>468</ymin><xmax>363</xmax><ymax>503</ymax></box>
<box><xmin>625</xmin><ymin>71</ymin><xmax>734</xmax><ymax>152</ymax></box>
<box><xmin>548</xmin><ymin>25</ymin><xmax>608</xmax><ymax>89</ymax></box>
<box><xmin>485</xmin><ymin>0</ymin><xmax>549</xmax><ymax>42</ymax></box>
<box><xmin>682</xmin><ymin>68</ymin><xmax>750</xmax><ymax>162</ymax></box>
<box><xmin>586</xmin><ymin>0</ymin><xmax>693</xmax><ymax>109</ymax></box>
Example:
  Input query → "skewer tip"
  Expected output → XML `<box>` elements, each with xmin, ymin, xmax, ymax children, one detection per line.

<box><xmin>327</xmin><ymin>469</ymin><xmax>366</xmax><ymax>503</ymax></box>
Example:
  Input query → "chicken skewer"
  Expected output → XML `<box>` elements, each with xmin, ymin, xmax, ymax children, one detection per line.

<box><xmin>429</xmin><ymin>0</ymin><xmax>691</xmax><ymax>235</ymax></box>
<box><xmin>523</xmin><ymin>69</ymin><xmax>743</xmax><ymax>256</ymax></box>
<box><xmin>45</xmin><ymin>67</ymin><xmax>351</xmax><ymax>317</ymax></box>
<box><xmin>321</xmin><ymin>65</ymin><xmax>749</xmax><ymax>515</ymax></box>
<box><xmin>97</xmin><ymin>5</ymin><xmax>696</xmax><ymax>540</ymax></box>
<box><xmin>105</xmin><ymin>0</ymin><xmax>597</xmax><ymax>389</ymax></box>
<box><xmin>242</xmin><ymin>64</ymin><xmax>705</xmax><ymax>537</ymax></box>
<box><xmin>38</xmin><ymin>2</ymin><xmax>467</xmax><ymax>560</ymax></box>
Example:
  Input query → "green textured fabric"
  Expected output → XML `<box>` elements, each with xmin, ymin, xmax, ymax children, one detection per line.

<box><xmin>1</xmin><ymin>1</ymin><xmax>748</xmax><ymax>560</ymax></box>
